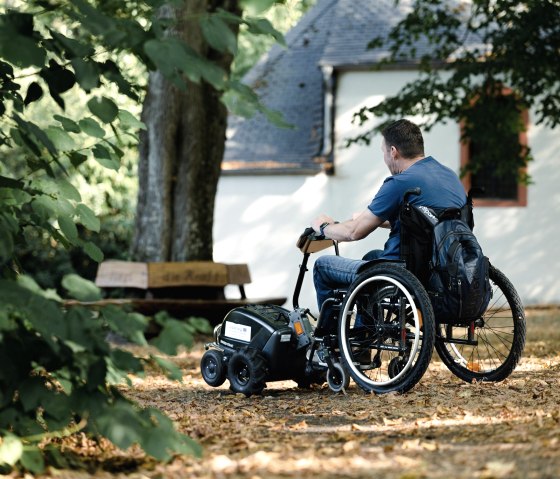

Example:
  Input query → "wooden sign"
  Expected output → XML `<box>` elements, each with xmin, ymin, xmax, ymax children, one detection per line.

<box><xmin>147</xmin><ymin>262</ymin><xmax>229</xmax><ymax>288</ymax></box>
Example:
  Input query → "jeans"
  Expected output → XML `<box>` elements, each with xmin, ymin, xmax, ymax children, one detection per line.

<box><xmin>313</xmin><ymin>249</ymin><xmax>384</xmax><ymax>323</ymax></box>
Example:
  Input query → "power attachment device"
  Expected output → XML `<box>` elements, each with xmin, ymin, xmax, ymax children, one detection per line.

<box><xmin>201</xmin><ymin>304</ymin><xmax>322</xmax><ymax>396</ymax></box>
<box><xmin>200</xmin><ymin>228</ymin><xmax>350</xmax><ymax>396</ymax></box>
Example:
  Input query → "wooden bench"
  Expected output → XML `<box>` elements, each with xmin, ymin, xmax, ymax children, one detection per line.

<box><xmin>66</xmin><ymin>260</ymin><xmax>287</xmax><ymax>325</ymax></box>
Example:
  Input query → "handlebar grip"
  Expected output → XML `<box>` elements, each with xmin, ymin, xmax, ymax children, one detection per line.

<box><xmin>302</xmin><ymin>227</ymin><xmax>315</xmax><ymax>237</ymax></box>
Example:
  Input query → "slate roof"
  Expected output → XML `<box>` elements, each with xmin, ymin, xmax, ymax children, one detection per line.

<box><xmin>221</xmin><ymin>0</ymin><xmax>448</xmax><ymax>175</ymax></box>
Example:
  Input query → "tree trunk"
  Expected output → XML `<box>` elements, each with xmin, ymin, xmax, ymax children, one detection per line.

<box><xmin>132</xmin><ymin>0</ymin><xmax>240</xmax><ymax>262</ymax></box>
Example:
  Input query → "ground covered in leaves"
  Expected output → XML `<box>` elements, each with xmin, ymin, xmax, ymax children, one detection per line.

<box><xmin>13</xmin><ymin>310</ymin><xmax>560</xmax><ymax>479</ymax></box>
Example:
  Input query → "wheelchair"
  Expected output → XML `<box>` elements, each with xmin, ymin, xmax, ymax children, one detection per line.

<box><xmin>201</xmin><ymin>190</ymin><xmax>525</xmax><ymax>395</ymax></box>
<box><xmin>323</xmin><ymin>188</ymin><xmax>526</xmax><ymax>393</ymax></box>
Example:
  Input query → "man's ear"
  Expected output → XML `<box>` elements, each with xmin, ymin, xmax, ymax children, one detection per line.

<box><xmin>390</xmin><ymin>145</ymin><xmax>398</xmax><ymax>160</ymax></box>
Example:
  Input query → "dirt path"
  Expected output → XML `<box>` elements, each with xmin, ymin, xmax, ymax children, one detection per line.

<box><xmin>46</xmin><ymin>311</ymin><xmax>560</xmax><ymax>479</ymax></box>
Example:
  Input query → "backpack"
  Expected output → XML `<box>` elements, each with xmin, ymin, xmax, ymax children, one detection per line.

<box><xmin>400</xmin><ymin>199</ymin><xmax>492</xmax><ymax>323</ymax></box>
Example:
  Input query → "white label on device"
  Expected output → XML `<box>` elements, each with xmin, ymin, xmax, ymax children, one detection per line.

<box><xmin>224</xmin><ymin>321</ymin><xmax>251</xmax><ymax>342</ymax></box>
<box><xmin>280</xmin><ymin>334</ymin><xmax>291</xmax><ymax>342</ymax></box>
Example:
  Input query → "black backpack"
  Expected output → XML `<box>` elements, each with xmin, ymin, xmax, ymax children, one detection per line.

<box><xmin>400</xmin><ymin>193</ymin><xmax>492</xmax><ymax>323</ymax></box>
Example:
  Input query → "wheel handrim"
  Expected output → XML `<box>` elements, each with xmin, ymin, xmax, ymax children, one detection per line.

<box><xmin>340</xmin><ymin>275</ymin><xmax>421</xmax><ymax>387</ymax></box>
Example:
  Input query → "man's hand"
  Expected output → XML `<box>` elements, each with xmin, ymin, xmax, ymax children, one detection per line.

<box><xmin>312</xmin><ymin>214</ymin><xmax>335</xmax><ymax>234</ymax></box>
<box><xmin>310</xmin><ymin>209</ymin><xmax>384</xmax><ymax>242</ymax></box>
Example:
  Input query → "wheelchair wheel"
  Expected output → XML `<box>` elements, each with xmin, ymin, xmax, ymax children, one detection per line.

<box><xmin>435</xmin><ymin>264</ymin><xmax>525</xmax><ymax>382</ymax></box>
<box><xmin>227</xmin><ymin>349</ymin><xmax>267</xmax><ymax>396</ymax></box>
<box><xmin>201</xmin><ymin>349</ymin><xmax>227</xmax><ymax>387</ymax></box>
<box><xmin>338</xmin><ymin>263</ymin><xmax>435</xmax><ymax>394</ymax></box>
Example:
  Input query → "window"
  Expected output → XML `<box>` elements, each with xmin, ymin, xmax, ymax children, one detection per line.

<box><xmin>460</xmin><ymin>90</ymin><xmax>529</xmax><ymax>207</ymax></box>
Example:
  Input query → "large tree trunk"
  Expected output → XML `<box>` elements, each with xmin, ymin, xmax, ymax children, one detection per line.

<box><xmin>132</xmin><ymin>0</ymin><xmax>240</xmax><ymax>262</ymax></box>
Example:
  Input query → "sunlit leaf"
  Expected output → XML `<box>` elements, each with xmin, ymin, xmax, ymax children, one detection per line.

<box><xmin>0</xmin><ymin>434</ymin><xmax>23</xmax><ymax>466</ymax></box>
<box><xmin>61</xmin><ymin>273</ymin><xmax>101</xmax><ymax>301</ymax></box>
<box><xmin>45</xmin><ymin>126</ymin><xmax>76</xmax><ymax>151</ymax></box>
<box><xmin>87</xmin><ymin>96</ymin><xmax>119</xmax><ymax>124</ymax></box>
<box><xmin>79</xmin><ymin>117</ymin><xmax>105</xmax><ymax>138</ymax></box>
<box><xmin>54</xmin><ymin>114</ymin><xmax>81</xmax><ymax>133</ymax></box>
<box><xmin>118</xmin><ymin>109</ymin><xmax>146</xmax><ymax>130</ymax></box>
<box><xmin>58</xmin><ymin>215</ymin><xmax>79</xmax><ymax>243</ymax></box>
<box><xmin>76</xmin><ymin>203</ymin><xmax>100</xmax><ymax>232</ymax></box>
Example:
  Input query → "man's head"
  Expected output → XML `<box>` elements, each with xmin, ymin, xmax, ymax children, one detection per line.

<box><xmin>381</xmin><ymin>119</ymin><xmax>425</xmax><ymax>162</ymax></box>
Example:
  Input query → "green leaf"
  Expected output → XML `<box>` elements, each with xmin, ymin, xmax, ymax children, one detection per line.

<box><xmin>69</xmin><ymin>151</ymin><xmax>88</xmax><ymax>168</ymax></box>
<box><xmin>58</xmin><ymin>215</ymin><xmax>79</xmax><ymax>243</ymax></box>
<box><xmin>78</xmin><ymin>117</ymin><xmax>105</xmax><ymax>138</ymax></box>
<box><xmin>101</xmin><ymin>306</ymin><xmax>147</xmax><ymax>345</ymax></box>
<box><xmin>0</xmin><ymin>175</ymin><xmax>24</xmax><ymax>189</ymax></box>
<box><xmin>118</xmin><ymin>109</ymin><xmax>146</xmax><ymax>130</ymax></box>
<box><xmin>240</xmin><ymin>0</ymin><xmax>276</xmax><ymax>15</ymax></box>
<box><xmin>54</xmin><ymin>114</ymin><xmax>81</xmax><ymax>133</ymax></box>
<box><xmin>62</xmin><ymin>273</ymin><xmax>101</xmax><ymax>301</ymax></box>
<box><xmin>50</xmin><ymin>30</ymin><xmax>94</xmax><ymax>57</ymax></box>
<box><xmin>150</xmin><ymin>315</ymin><xmax>194</xmax><ymax>355</ymax></box>
<box><xmin>76</xmin><ymin>203</ymin><xmax>100</xmax><ymax>232</ymax></box>
<box><xmin>200</xmin><ymin>16</ymin><xmax>237</xmax><ymax>54</ymax></box>
<box><xmin>144</xmin><ymin>38</ymin><xmax>190</xmax><ymax>79</ymax></box>
<box><xmin>31</xmin><ymin>195</ymin><xmax>58</xmax><ymax>220</ymax></box>
<box><xmin>45</xmin><ymin>126</ymin><xmax>76</xmax><ymax>151</ymax></box>
<box><xmin>0</xmin><ymin>434</ymin><xmax>23</xmax><ymax>466</ymax></box>
<box><xmin>92</xmin><ymin>144</ymin><xmax>119</xmax><ymax>170</ymax></box>
<box><xmin>83</xmin><ymin>241</ymin><xmax>104</xmax><ymax>263</ymax></box>
<box><xmin>58</xmin><ymin>178</ymin><xmax>82</xmax><ymax>202</ymax></box>
<box><xmin>24</xmin><ymin>81</ymin><xmax>43</xmax><ymax>106</ymax></box>
<box><xmin>17</xmin><ymin>275</ymin><xmax>62</xmax><ymax>302</ymax></box>
<box><xmin>152</xmin><ymin>355</ymin><xmax>183</xmax><ymax>381</ymax></box>
<box><xmin>186</xmin><ymin>316</ymin><xmax>213</xmax><ymax>335</ymax></box>
<box><xmin>0</xmin><ymin>214</ymin><xmax>16</xmax><ymax>261</ymax></box>
<box><xmin>245</xmin><ymin>17</ymin><xmax>286</xmax><ymax>46</ymax></box>
<box><xmin>0</xmin><ymin>23</ymin><xmax>46</xmax><ymax>67</ymax></box>
<box><xmin>109</xmin><ymin>349</ymin><xmax>143</xmax><ymax>376</ymax></box>
<box><xmin>87</xmin><ymin>96</ymin><xmax>119</xmax><ymax>124</ymax></box>
<box><xmin>71</xmin><ymin>58</ymin><xmax>100</xmax><ymax>90</ymax></box>
<box><xmin>20</xmin><ymin>447</ymin><xmax>45</xmax><ymax>474</ymax></box>
<box><xmin>94</xmin><ymin>402</ymin><xmax>142</xmax><ymax>451</ymax></box>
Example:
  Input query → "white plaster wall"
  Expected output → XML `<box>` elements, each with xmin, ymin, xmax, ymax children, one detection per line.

<box><xmin>214</xmin><ymin>70</ymin><xmax>560</xmax><ymax>312</ymax></box>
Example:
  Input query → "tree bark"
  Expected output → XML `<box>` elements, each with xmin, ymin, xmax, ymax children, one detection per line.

<box><xmin>132</xmin><ymin>0</ymin><xmax>240</xmax><ymax>262</ymax></box>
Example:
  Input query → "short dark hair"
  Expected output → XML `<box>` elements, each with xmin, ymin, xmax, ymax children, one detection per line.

<box><xmin>381</xmin><ymin>119</ymin><xmax>425</xmax><ymax>159</ymax></box>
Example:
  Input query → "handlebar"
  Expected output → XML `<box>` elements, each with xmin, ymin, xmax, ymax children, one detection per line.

<box><xmin>296</xmin><ymin>227</ymin><xmax>337</xmax><ymax>254</ymax></box>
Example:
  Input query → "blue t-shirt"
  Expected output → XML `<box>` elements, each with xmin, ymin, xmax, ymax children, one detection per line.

<box><xmin>368</xmin><ymin>156</ymin><xmax>466</xmax><ymax>259</ymax></box>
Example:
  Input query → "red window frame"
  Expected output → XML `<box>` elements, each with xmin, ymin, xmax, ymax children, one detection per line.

<box><xmin>460</xmin><ymin>91</ymin><xmax>529</xmax><ymax>207</ymax></box>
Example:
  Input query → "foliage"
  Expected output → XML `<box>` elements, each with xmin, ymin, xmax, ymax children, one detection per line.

<box><xmin>0</xmin><ymin>274</ymin><xmax>210</xmax><ymax>473</ymax></box>
<box><xmin>0</xmin><ymin>0</ymin><xmax>285</xmax><ymax>473</ymax></box>
<box><xmin>233</xmin><ymin>0</ymin><xmax>316</xmax><ymax>79</ymax></box>
<box><xmin>352</xmin><ymin>0</ymin><xmax>560</xmax><ymax>182</ymax></box>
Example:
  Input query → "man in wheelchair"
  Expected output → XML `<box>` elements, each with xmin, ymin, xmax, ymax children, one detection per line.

<box><xmin>311</xmin><ymin>119</ymin><xmax>466</xmax><ymax>321</ymax></box>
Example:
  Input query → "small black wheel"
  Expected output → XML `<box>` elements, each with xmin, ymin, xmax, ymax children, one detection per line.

<box><xmin>326</xmin><ymin>363</ymin><xmax>350</xmax><ymax>393</ymax></box>
<box><xmin>227</xmin><ymin>349</ymin><xmax>268</xmax><ymax>397</ymax></box>
<box><xmin>201</xmin><ymin>349</ymin><xmax>226</xmax><ymax>387</ymax></box>
<box><xmin>435</xmin><ymin>264</ymin><xmax>526</xmax><ymax>382</ymax></box>
<box><xmin>388</xmin><ymin>357</ymin><xmax>406</xmax><ymax>379</ymax></box>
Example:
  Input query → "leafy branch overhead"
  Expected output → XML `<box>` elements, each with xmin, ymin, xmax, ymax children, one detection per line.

<box><xmin>352</xmin><ymin>0</ymin><xmax>559</xmax><ymax>182</ymax></box>
<box><xmin>0</xmin><ymin>0</ymin><xmax>286</xmax><ymax>473</ymax></box>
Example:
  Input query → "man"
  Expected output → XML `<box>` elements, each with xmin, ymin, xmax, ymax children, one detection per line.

<box><xmin>311</xmin><ymin>119</ymin><xmax>466</xmax><ymax>319</ymax></box>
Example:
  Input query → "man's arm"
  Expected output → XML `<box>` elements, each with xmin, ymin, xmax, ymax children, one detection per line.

<box><xmin>312</xmin><ymin>209</ymin><xmax>385</xmax><ymax>242</ymax></box>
